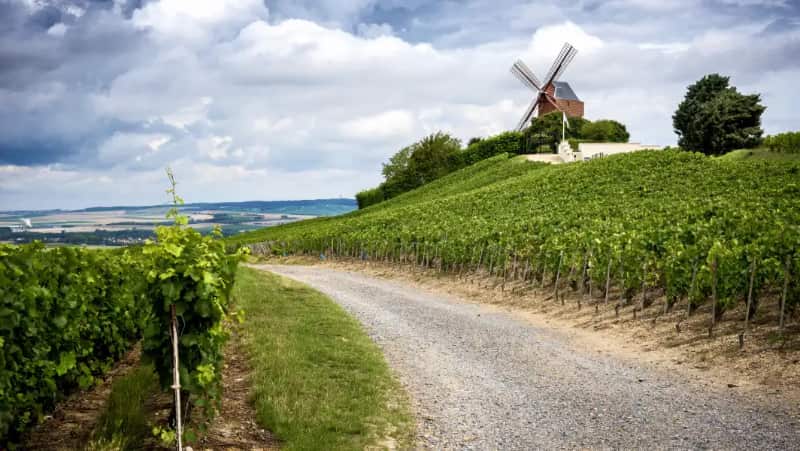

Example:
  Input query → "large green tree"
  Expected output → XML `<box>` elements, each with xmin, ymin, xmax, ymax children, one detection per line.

<box><xmin>375</xmin><ymin>131</ymin><xmax>462</xmax><ymax>200</ymax></box>
<box><xmin>673</xmin><ymin>74</ymin><xmax>765</xmax><ymax>155</ymax></box>
<box><xmin>407</xmin><ymin>132</ymin><xmax>462</xmax><ymax>184</ymax></box>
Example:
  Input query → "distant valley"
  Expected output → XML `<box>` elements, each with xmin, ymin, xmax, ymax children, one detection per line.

<box><xmin>0</xmin><ymin>199</ymin><xmax>356</xmax><ymax>246</ymax></box>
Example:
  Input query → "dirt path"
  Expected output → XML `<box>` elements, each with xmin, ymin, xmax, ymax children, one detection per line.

<box><xmin>200</xmin><ymin>327</ymin><xmax>280</xmax><ymax>451</ymax></box>
<box><xmin>258</xmin><ymin>264</ymin><xmax>800</xmax><ymax>450</ymax></box>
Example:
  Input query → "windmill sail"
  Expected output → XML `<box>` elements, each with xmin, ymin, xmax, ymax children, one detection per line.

<box><xmin>510</xmin><ymin>42</ymin><xmax>582</xmax><ymax>131</ymax></box>
<box><xmin>542</xmin><ymin>43</ymin><xmax>577</xmax><ymax>87</ymax></box>
<box><xmin>516</xmin><ymin>97</ymin><xmax>539</xmax><ymax>131</ymax></box>
<box><xmin>511</xmin><ymin>60</ymin><xmax>541</xmax><ymax>90</ymax></box>
<box><xmin>510</xmin><ymin>64</ymin><xmax>539</xmax><ymax>91</ymax></box>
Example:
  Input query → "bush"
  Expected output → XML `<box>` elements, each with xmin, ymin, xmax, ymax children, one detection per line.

<box><xmin>355</xmin><ymin>186</ymin><xmax>385</xmax><ymax>209</ymax></box>
<box><xmin>462</xmin><ymin>131</ymin><xmax>523</xmax><ymax>165</ymax></box>
<box><xmin>763</xmin><ymin>131</ymin><xmax>800</xmax><ymax>154</ymax></box>
<box><xmin>581</xmin><ymin>120</ymin><xmax>629</xmax><ymax>142</ymax></box>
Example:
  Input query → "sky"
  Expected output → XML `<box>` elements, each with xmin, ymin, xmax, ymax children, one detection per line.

<box><xmin>1</xmin><ymin>0</ymin><xmax>798</xmax><ymax>210</ymax></box>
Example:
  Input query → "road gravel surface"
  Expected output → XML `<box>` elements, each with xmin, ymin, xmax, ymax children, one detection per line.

<box><xmin>256</xmin><ymin>264</ymin><xmax>799</xmax><ymax>450</ymax></box>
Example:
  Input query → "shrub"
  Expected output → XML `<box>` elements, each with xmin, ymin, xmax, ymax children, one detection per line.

<box><xmin>355</xmin><ymin>186</ymin><xmax>385</xmax><ymax>209</ymax></box>
<box><xmin>462</xmin><ymin>131</ymin><xmax>523</xmax><ymax>165</ymax></box>
<box><xmin>581</xmin><ymin>120</ymin><xmax>630</xmax><ymax>142</ymax></box>
<box><xmin>763</xmin><ymin>131</ymin><xmax>800</xmax><ymax>154</ymax></box>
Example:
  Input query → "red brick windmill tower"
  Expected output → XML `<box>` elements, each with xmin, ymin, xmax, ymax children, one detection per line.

<box><xmin>510</xmin><ymin>42</ymin><xmax>584</xmax><ymax>131</ymax></box>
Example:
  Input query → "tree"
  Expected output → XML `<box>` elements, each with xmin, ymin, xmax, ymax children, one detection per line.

<box><xmin>673</xmin><ymin>74</ymin><xmax>765</xmax><ymax>155</ymax></box>
<box><xmin>581</xmin><ymin>120</ymin><xmax>629</xmax><ymax>142</ymax></box>
<box><xmin>375</xmin><ymin>132</ymin><xmax>463</xmax><ymax>201</ymax></box>
<box><xmin>381</xmin><ymin>145</ymin><xmax>412</xmax><ymax>180</ymax></box>
<box><xmin>407</xmin><ymin>132</ymin><xmax>462</xmax><ymax>185</ymax></box>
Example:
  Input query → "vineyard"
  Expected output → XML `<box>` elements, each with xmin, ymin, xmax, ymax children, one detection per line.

<box><xmin>232</xmin><ymin>150</ymin><xmax>800</xmax><ymax>332</ymax></box>
<box><xmin>0</xmin><ymin>208</ymin><xmax>245</xmax><ymax>445</ymax></box>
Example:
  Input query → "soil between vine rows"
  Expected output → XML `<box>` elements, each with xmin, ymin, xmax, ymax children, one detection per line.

<box><xmin>260</xmin><ymin>263</ymin><xmax>800</xmax><ymax>450</ymax></box>
<box><xmin>22</xmin><ymin>332</ymin><xmax>279</xmax><ymax>451</ymax></box>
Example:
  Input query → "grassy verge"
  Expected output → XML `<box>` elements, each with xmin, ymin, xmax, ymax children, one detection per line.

<box><xmin>86</xmin><ymin>364</ymin><xmax>159</xmax><ymax>451</ymax></box>
<box><xmin>234</xmin><ymin>267</ymin><xmax>414</xmax><ymax>450</ymax></box>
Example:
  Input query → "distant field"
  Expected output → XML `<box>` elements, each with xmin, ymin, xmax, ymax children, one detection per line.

<box><xmin>0</xmin><ymin>199</ymin><xmax>356</xmax><ymax>246</ymax></box>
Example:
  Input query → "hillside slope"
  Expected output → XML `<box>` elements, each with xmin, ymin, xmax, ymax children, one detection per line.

<box><xmin>232</xmin><ymin>150</ymin><xmax>800</xmax><ymax>320</ymax></box>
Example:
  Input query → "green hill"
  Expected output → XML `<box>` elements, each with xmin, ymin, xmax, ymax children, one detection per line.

<box><xmin>231</xmin><ymin>150</ymin><xmax>800</xmax><ymax>318</ymax></box>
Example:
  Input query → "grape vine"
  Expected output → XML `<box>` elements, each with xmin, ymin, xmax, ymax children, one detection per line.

<box><xmin>233</xmin><ymin>150</ymin><xmax>800</xmax><ymax>326</ymax></box>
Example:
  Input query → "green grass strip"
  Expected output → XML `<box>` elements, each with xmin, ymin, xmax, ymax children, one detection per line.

<box><xmin>234</xmin><ymin>267</ymin><xmax>414</xmax><ymax>451</ymax></box>
<box><xmin>88</xmin><ymin>364</ymin><xmax>159</xmax><ymax>451</ymax></box>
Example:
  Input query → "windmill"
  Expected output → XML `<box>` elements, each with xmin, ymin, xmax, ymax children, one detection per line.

<box><xmin>510</xmin><ymin>42</ymin><xmax>584</xmax><ymax>132</ymax></box>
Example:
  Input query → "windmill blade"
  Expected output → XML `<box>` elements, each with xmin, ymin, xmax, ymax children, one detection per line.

<box><xmin>510</xmin><ymin>64</ymin><xmax>539</xmax><ymax>91</ymax></box>
<box><xmin>549</xmin><ymin>45</ymin><xmax>577</xmax><ymax>85</ymax></box>
<box><xmin>511</xmin><ymin>60</ymin><xmax>542</xmax><ymax>91</ymax></box>
<box><xmin>542</xmin><ymin>43</ymin><xmax>577</xmax><ymax>88</ymax></box>
<box><xmin>542</xmin><ymin>43</ymin><xmax>571</xmax><ymax>86</ymax></box>
<box><xmin>516</xmin><ymin>97</ymin><xmax>540</xmax><ymax>131</ymax></box>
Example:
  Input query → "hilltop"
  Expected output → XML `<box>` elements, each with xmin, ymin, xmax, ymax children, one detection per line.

<box><xmin>233</xmin><ymin>149</ymin><xmax>799</xmax><ymax>336</ymax></box>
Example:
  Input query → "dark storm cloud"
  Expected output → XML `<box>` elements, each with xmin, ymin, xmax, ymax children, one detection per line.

<box><xmin>0</xmin><ymin>106</ymin><xmax>174</xmax><ymax>166</ymax></box>
<box><xmin>0</xmin><ymin>137</ymin><xmax>80</xmax><ymax>166</ymax></box>
<box><xmin>0</xmin><ymin>0</ymin><xmax>151</xmax><ymax>165</ymax></box>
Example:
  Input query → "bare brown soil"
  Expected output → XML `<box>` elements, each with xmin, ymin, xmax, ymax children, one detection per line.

<box><xmin>264</xmin><ymin>255</ymin><xmax>800</xmax><ymax>408</ymax></box>
<box><xmin>199</xmin><ymin>327</ymin><xmax>280</xmax><ymax>451</ymax></box>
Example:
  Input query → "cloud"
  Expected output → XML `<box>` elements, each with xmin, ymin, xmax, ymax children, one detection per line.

<box><xmin>340</xmin><ymin>110</ymin><xmax>415</xmax><ymax>141</ymax></box>
<box><xmin>0</xmin><ymin>0</ymin><xmax>799</xmax><ymax>210</ymax></box>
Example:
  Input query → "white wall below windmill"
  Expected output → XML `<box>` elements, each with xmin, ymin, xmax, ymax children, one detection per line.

<box><xmin>556</xmin><ymin>141</ymin><xmax>663</xmax><ymax>163</ymax></box>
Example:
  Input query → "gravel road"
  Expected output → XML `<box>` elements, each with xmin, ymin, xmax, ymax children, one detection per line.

<box><xmin>257</xmin><ymin>265</ymin><xmax>800</xmax><ymax>450</ymax></box>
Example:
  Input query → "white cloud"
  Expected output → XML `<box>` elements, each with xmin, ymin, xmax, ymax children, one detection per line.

<box><xmin>2</xmin><ymin>0</ymin><xmax>799</xmax><ymax>210</ymax></box>
<box><xmin>132</xmin><ymin>0</ymin><xmax>268</xmax><ymax>40</ymax></box>
<box><xmin>527</xmin><ymin>21</ymin><xmax>604</xmax><ymax>62</ymax></box>
<box><xmin>340</xmin><ymin>110</ymin><xmax>415</xmax><ymax>140</ymax></box>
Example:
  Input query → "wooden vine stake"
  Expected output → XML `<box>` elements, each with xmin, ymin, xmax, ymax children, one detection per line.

<box><xmin>686</xmin><ymin>261</ymin><xmax>699</xmax><ymax>318</ymax></box>
<box><xmin>164</xmin><ymin>168</ymin><xmax>183</xmax><ymax>450</ymax></box>
<box><xmin>639</xmin><ymin>262</ymin><xmax>648</xmax><ymax>314</ymax></box>
<box><xmin>741</xmin><ymin>258</ymin><xmax>757</xmax><ymax>348</ymax></box>
<box><xmin>540</xmin><ymin>253</ymin><xmax>548</xmax><ymax>289</ymax></box>
<box><xmin>709</xmin><ymin>256</ymin><xmax>718</xmax><ymax>337</ymax></box>
<box><xmin>170</xmin><ymin>304</ymin><xmax>183</xmax><ymax>451</ymax></box>
<box><xmin>554</xmin><ymin>250</ymin><xmax>564</xmax><ymax>305</ymax></box>
<box><xmin>604</xmin><ymin>258</ymin><xmax>612</xmax><ymax>305</ymax></box>
<box><xmin>780</xmin><ymin>255</ymin><xmax>791</xmax><ymax>330</ymax></box>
